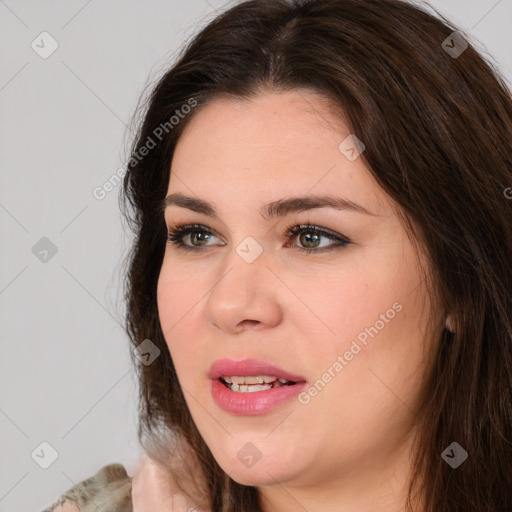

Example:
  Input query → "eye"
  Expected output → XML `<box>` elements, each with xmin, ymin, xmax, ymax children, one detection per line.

<box><xmin>284</xmin><ymin>223</ymin><xmax>351</xmax><ymax>254</ymax></box>
<box><xmin>166</xmin><ymin>224</ymin><xmax>222</xmax><ymax>251</ymax></box>
<box><xmin>166</xmin><ymin>223</ymin><xmax>352</xmax><ymax>254</ymax></box>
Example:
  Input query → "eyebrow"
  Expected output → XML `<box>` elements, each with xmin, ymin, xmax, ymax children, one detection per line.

<box><xmin>162</xmin><ymin>193</ymin><xmax>377</xmax><ymax>220</ymax></box>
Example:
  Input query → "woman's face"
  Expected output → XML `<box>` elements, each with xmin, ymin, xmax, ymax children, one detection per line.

<box><xmin>157</xmin><ymin>89</ymin><xmax>442</xmax><ymax>500</ymax></box>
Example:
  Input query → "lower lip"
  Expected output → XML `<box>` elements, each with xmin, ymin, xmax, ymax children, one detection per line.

<box><xmin>210</xmin><ymin>378</ymin><xmax>307</xmax><ymax>415</ymax></box>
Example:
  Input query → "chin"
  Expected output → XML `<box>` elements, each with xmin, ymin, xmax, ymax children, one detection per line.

<box><xmin>225</xmin><ymin>465</ymin><xmax>291</xmax><ymax>487</ymax></box>
<box><xmin>212</xmin><ymin>449</ymin><xmax>298</xmax><ymax>487</ymax></box>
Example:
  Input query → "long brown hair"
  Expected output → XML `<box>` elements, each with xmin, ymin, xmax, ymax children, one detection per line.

<box><xmin>120</xmin><ymin>1</ymin><xmax>512</xmax><ymax>510</ymax></box>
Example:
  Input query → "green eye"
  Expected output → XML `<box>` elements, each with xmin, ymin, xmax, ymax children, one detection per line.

<box><xmin>166</xmin><ymin>223</ymin><xmax>352</xmax><ymax>254</ymax></box>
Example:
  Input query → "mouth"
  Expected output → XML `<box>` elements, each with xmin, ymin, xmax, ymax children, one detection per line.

<box><xmin>218</xmin><ymin>375</ymin><xmax>297</xmax><ymax>393</ymax></box>
<box><xmin>208</xmin><ymin>357</ymin><xmax>306</xmax><ymax>385</ymax></box>
<box><xmin>208</xmin><ymin>358</ymin><xmax>307</xmax><ymax>415</ymax></box>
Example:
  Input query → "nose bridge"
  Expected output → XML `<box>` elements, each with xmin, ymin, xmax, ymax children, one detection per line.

<box><xmin>204</xmin><ymin>238</ymin><xmax>281</xmax><ymax>331</ymax></box>
<box><xmin>215</xmin><ymin>236</ymin><xmax>270</xmax><ymax>299</ymax></box>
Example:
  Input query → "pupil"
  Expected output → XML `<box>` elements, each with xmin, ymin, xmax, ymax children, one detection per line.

<box><xmin>192</xmin><ymin>232</ymin><xmax>209</xmax><ymax>246</ymax></box>
<box><xmin>300</xmin><ymin>232</ymin><xmax>319</xmax><ymax>248</ymax></box>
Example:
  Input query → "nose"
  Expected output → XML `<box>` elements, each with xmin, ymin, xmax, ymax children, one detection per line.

<box><xmin>203</xmin><ymin>246</ymin><xmax>283</xmax><ymax>334</ymax></box>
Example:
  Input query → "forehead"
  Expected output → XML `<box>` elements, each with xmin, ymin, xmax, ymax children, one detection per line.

<box><xmin>173</xmin><ymin>90</ymin><xmax>345</xmax><ymax>160</ymax></box>
<box><xmin>168</xmin><ymin>90</ymin><xmax>389</xmax><ymax>217</ymax></box>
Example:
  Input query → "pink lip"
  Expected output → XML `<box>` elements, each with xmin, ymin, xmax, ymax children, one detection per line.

<box><xmin>208</xmin><ymin>358</ymin><xmax>307</xmax><ymax>416</ymax></box>
<box><xmin>208</xmin><ymin>358</ymin><xmax>306</xmax><ymax>382</ymax></box>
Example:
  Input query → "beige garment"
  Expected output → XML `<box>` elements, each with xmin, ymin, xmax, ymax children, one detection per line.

<box><xmin>41</xmin><ymin>463</ymin><xmax>132</xmax><ymax>512</ymax></box>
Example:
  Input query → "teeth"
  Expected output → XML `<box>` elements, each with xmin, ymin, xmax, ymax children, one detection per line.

<box><xmin>221</xmin><ymin>375</ymin><xmax>287</xmax><ymax>385</ymax></box>
<box><xmin>228</xmin><ymin>382</ymin><xmax>272</xmax><ymax>393</ymax></box>
<box><xmin>238</xmin><ymin>384</ymin><xmax>272</xmax><ymax>392</ymax></box>
<box><xmin>242</xmin><ymin>376</ymin><xmax>265</xmax><ymax>384</ymax></box>
<box><xmin>221</xmin><ymin>375</ymin><xmax>295</xmax><ymax>393</ymax></box>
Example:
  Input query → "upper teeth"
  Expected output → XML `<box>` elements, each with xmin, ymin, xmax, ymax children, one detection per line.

<box><xmin>222</xmin><ymin>375</ymin><xmax>291</xmax><ymax>384</ymax></box>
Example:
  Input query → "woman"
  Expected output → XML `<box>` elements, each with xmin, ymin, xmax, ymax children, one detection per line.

<box><xmin>43</xmin><ymin>0</ymin><xmax>512</xmax><ymax>510</ymax></box>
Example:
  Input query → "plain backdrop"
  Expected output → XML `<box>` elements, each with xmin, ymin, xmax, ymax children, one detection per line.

<box><xmin>0</xmin><ymin>0</ymin><xmax>511</xmax><ymax>510</ymax></box>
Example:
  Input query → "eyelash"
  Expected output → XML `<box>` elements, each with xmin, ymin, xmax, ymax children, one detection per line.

<box><xmin>165</xmin><ymin>222</ymin><xmax>351</xmax><ymax>255</ymax></box>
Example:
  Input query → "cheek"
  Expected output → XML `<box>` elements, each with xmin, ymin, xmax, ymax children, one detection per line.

<box><xmin>318</xmin><ymin>295</ymin><xmax>432</xmax><ymax>426</ymax></box>
<box><xmin>157</xmin><ymin>255</ymin><xmax>205</xmax><ymax>329</ymax></box>
<box><xmin>156</xmin><ymin>264</ymin><xmax>203</xmax><ymax>376</ymax></box>
<box><xmin>295</xmin><ymin>243</ymin><xmax>433</xmax><ymax>400</ymax></box>
<box><xmin>289</xmin><ymin>250</ymin><xmax>417</xmax><ymax>354</ymax></box>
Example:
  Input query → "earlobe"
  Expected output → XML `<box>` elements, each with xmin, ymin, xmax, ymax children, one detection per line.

<box><xmin>445</xmin><ymin>314</ymin><xmax>455</xmax><ymax>333</ymax></box>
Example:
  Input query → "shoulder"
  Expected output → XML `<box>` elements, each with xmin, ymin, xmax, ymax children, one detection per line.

<box><xmin>41</xmin><ymin>463</ymin><xmax>132</xmax><ymax>512</ymax></box>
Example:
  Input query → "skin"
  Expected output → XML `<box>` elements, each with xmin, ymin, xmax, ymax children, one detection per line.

<box><xmin>54</xmin><ymin>503</ymin><xmax>79</xmax><ymax>512</ymax></box>
<box><xmin>156</xmin><ymin>89</ymin><xmax>444</xmax><ymax>512</ymax></box>
<box><xmin>131</xmin><ymin>456</ymin><xmax>189</xmax><ymax>511</ymax></box>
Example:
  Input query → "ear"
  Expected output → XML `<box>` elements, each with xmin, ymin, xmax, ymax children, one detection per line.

<box><xmin>445</xmin><ymin>314</ymin><xmax>455</xmax><ymax>333</ymax></box>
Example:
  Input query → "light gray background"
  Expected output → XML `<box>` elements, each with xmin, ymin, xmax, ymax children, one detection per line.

<box><xmin>1</xmin><ymin>1</ymin><xmax>511</xmax><ymax>510</ymax></box>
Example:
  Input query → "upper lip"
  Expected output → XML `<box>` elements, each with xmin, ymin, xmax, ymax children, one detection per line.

<box><xmin>208</xmin><ymin>358</ymin><xmax>306</xmax><ymax>383</ymax></box>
